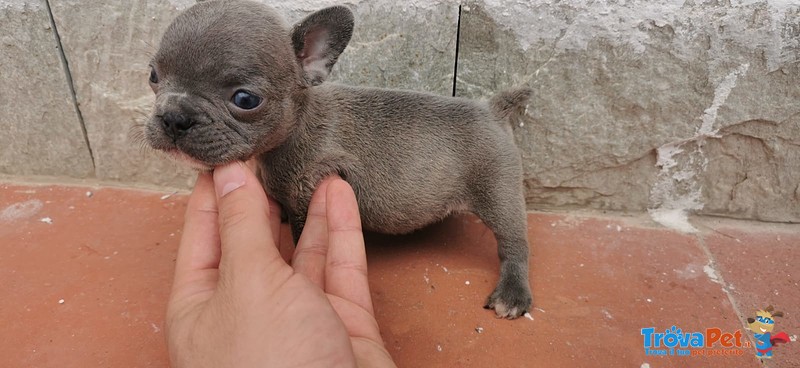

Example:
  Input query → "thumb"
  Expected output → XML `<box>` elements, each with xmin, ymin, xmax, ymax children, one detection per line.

<box><xmin>213</xmin><ymin>162</ymin><xmax>286</xmax><ymax>283</ymax></box>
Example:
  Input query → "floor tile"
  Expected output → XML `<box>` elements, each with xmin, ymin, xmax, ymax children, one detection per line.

<box><xmin>702</xmin><ymin>219</ymin><xmax>800</xmax><ymax>368</ymax></box>
<box><xmin>1</xmin><ymin>184</ymin><xmax>184</xmax><ymax>367</ymax></box>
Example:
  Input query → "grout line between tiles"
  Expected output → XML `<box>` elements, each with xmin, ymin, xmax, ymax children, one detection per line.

<box><xmin>694</xmin><ymin>232</ymin><xmax>763</xmax><ymax>365</ymax></box>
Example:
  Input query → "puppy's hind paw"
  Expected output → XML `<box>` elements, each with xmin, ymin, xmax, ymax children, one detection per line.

<box><xmin>484</xmin><ymin>281</ymin><xmax>532</xmax><ymax>319</ymax></box>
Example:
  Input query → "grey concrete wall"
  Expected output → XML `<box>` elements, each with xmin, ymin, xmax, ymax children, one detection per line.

<box><xmin>457</xmin><ymin>0</ymin><xmax>800</xmax><ymax>227</ymax></box>
<box><xmin>0</xmin><ymin>1</ymin><xmax>94</xmax><ymax>178</ymax></box>
<box><xmin>1</xmin><ymin>0</ymin><xmax>798</xmax><ymax>225</ymax></box>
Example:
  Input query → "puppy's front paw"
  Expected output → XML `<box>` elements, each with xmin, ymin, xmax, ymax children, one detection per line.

<box><xmin>484</xmin><ymin>277</ymin><xmax>532</xmax><ymax>319</ymax></box>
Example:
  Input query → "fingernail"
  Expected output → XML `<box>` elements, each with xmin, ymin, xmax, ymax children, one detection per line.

<box><xmin>214</xmin><ymin>162</ymin><xmax>246</xmax><ymax>197</ymax></box>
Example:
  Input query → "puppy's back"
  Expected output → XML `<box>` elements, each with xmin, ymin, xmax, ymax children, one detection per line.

<box><xmin>299</xmin><ymin>84</ymin><xmax>524</xmax><ymax>232</ymax></box>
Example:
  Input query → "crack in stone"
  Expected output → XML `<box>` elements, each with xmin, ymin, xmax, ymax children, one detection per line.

<box><xmin>44</xmin><ymin>0</ymin><xmax>96</xmax><ymax>173</ymax></box>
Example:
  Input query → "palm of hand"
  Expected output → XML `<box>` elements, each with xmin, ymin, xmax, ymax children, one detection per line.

<box><xmin>166</xmin><ymin>167</ymin><xmax>395</xmax><ymax>368</ymax></box>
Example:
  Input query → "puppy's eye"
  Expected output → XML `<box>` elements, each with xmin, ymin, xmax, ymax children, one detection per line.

<box><xmin>149</xmin><ymin>68</ymin><xmax>159</xmax><ymax>84</ymax></box>
<box><xmin>232</xmin><ymin>90</ymin><xmax>262</xmax><ymax>110</ymax></box>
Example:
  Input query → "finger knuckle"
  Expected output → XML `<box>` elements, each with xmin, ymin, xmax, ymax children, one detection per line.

<box><xmin>329</xmin><ymin>259</ymin><xmax>368</xmax><ymax>277</ymax></box>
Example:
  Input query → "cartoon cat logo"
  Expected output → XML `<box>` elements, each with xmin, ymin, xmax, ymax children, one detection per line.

<box><xmin>746</xmin><ymin>305</ymin><xmax>790</xmax><ymax>359</ymax></box>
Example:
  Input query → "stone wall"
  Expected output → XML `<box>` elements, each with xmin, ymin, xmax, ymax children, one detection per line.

<box><xmin>1</xmin><ymin>0</ymin><xmax>798</xmax><ymax>224</ymax></box>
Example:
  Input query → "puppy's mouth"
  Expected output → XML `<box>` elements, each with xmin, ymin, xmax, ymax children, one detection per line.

<box><xmin>144</xmin><ymin>116</ymin><xmax>256</xmax><ymax>169</ymax></box>
<box><xmin>161</xmin><ymin>148</ymin><xmax>214</xmax><ymax>171</ymax></box>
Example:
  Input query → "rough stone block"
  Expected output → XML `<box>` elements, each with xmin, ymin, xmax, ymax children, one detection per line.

<box><xmin>457</xmin><ymin>0</ymin><xmax>800</xmax><ymax>223</ymax></box>
<box><xmin>0</xmin><ymin>0</ymin><xmax>93</xmax><ymax>178</ymax></box>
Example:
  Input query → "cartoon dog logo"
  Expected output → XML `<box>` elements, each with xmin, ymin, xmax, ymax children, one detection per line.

<box><xmin>746</xmin><ymin>305</ymin><xmax>790</xmax><ymax>359</ymax></box>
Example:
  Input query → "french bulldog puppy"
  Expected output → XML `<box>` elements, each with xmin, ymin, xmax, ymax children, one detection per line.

<box><xmin>146</xmin><ymin>0</ymin><xmax>533</xmax><ymax>318</ymax></box>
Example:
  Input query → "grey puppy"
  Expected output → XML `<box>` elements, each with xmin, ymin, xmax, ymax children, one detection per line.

<box><xmin>146</xmin><ymin>0</ymin><xmax>533</xmax><ymax>318</ymax></box>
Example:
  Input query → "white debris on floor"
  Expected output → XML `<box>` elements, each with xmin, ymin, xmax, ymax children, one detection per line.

<box><xmin>160</xmin><ymin>191</ymin><xmax>177</xmax><ymax>200</ymax></box>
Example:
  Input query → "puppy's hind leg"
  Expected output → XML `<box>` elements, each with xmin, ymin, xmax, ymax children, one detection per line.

<box><xmin>470</xmin><ymin>177</ymin><xmax>532</xmax><ymax>319</ymax></box>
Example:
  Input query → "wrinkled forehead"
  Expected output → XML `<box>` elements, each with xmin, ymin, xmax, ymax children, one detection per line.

<box><xmin>153</xmin><ymin>1</ymin><xmax>293</xmax><ymax>87</ymax></box>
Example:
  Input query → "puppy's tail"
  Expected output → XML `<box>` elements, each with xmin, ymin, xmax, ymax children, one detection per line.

<box><xmin>489</xmin><ymin>87</ymin><xmax>532</xmax><ymax>122</ymax></box>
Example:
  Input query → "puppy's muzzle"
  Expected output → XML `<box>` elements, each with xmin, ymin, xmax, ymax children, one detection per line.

<box><xmin>160</xmin><ymin>111</ymin><xmax>196</xmax><ymax>140</ymax></box>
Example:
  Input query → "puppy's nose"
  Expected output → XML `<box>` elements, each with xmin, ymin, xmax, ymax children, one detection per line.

<box><xmin>161</xmin><ymin>111</ymin><xmax>195</xmax><ymax>139</ymax></box>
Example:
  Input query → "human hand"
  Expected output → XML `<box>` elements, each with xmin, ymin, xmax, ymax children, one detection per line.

<box><xmin>166</xmin><ymin>162</ymin><xmax>396</xmax><ymax>368</ymax></box>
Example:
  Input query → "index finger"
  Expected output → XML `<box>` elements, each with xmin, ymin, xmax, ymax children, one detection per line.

<box><xmin>251</xmin><ymin>159</ymin><xmax>284</xmax><ymax>257</ymax></box>
<box><xmin>292</xmin><ymin>178</ymin><xmax>334</xmax><ymax>288</ymax></box>
<box><xmin>324</xmin><ymin>179</ymin><xmax>373</xmax><ymax>315</ymax></box>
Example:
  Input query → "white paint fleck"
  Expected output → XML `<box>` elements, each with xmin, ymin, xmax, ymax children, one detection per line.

<box><xmin>475</xmin><ymin>326</ymin><xmax>484</xmax><ymax>333</ymax></box>
<box><xmin>699</xmin><ymin>64</ymin><xmax>750</xmax><ymax>137</ymax></box>
<box><xmin>436</xmin><ymin>344</ymin><xmax>442</xmax><ymax>352</ymax></box>
<box><xmin>524</xmin><ymin>312</ymin><xmax>534</xmax><ymax>320</ymax></box>
<box><xmin>39</xmin><ymin>217</ymin><xmax>53</xmax><ymax>225</ymax></box>
<box><xmin>85</xmin><ymin>191</ymin><xmax>93</xmax><ymax>198</ymax></box>
<box><xmin>534</xmin><ymin>307</ymin><xmax>546</xmax><ymax>313</ymax></box>
<box><xmin>1</xmin><ymin>200</ymin><xmax>44</xmax><ymax>222</ymax></box>
<box><xmin>704</xmin><ymin>263</ymin><xmax>723</xmax><ymax>284</ymax></box>
<box><xmin>649</xmin><ymin>208</ymin><xmax>697</xmax><ymax>233</ymax></box>
<box><xmin>602</xmin><ymin>309</ymin><xmax>614</xmax><ymax>320</ymax></box>
<box><xmin>58</xmin><ymin>299</ymin><xmax>65</xmax><ymax>304</ymax></box>
<box><xmin>465</xmin><ymin>280</ymin><xmax>470</xmax><ymax>285</ymax></box>
<box><xmin>641</xmin><ymin>364</ymin><xmax>651</xmax><ymax>368</ymax></box>
<box><xmin>674</xmin><ymin>263</ymin><xmax>703</xmax><ymax>279</ymax></box>
<box><xmin>160</xmin><ymin>191</ymin><xmax>177</xmax><ymax>200</ymax></box>
<box><xmin>151</xmin><ymin>323</ymin><xmax>161</xmax><ymax>333</ymax></box>
<box><xmin>646</xmin><ymin>298</ymin><xmax>653</xmax><ymax>303</ymax></box>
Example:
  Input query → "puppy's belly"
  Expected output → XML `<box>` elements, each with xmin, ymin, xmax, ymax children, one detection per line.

<box><xmin>358</xmin><ymin>198</ymin><xmax>469</xmax><ymax>235</ymax></box>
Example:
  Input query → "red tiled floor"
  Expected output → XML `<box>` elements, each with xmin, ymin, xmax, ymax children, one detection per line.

<box><xmin>701</xmin><ymin>219</ymin><xmax>800</xmax><ymax>368</ymax></box>
<box><xmin>0</xmin><ymin>185</ymin><xmax>184</xmax><ymax>368</ymax></box>
<box><xmin>1</xmin><ymin>183</ymin><xmax>796</xmax><ymax>367</ymax></box>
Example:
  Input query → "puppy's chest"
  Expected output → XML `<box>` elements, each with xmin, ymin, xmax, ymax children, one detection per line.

<box><xmin>257</xmin><ymin>154</ymin><xmax>308</xmax><ymax>205</ymax></box>
<box><xmin>257</xmin><ymin>148</ymin><xmax>358</xmax><ymax>210</ymax></box>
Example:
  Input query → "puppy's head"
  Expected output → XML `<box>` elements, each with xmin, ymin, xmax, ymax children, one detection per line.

<box><xmin>146</xmin><ymin>0</ymin><xmax>353</xmax><ymax>169</ymax></box>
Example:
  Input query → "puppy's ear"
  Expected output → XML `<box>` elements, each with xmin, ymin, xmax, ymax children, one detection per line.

<box><xmin>291</xmin><ymin>6</ymin><xmax>354</xmax><ymax>86</ymax></box>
